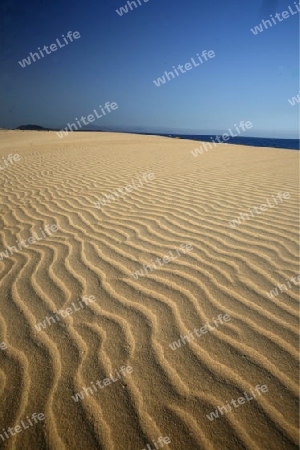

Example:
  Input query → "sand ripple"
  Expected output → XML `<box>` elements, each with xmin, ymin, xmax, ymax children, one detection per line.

<box><xmin>0</xmin><ymin>131</ymin><xmax>299</xmax><ymax>449</ymax></box>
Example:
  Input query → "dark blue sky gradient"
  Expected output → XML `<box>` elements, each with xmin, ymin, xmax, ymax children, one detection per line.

<box><xmin>0</xmin><ymin>0</ymin><xmax>299</xmax><ymax>137</ymax></box>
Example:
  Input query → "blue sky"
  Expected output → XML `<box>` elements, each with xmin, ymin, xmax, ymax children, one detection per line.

<box><xmin>0</xmin><ymin>0</ymin><xmax>299</xmax><ymax>137</ymax></box>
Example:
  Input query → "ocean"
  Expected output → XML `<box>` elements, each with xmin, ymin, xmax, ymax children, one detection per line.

<box><xmin>158</xmin><ymin>135</ymin><xmax>299</xmax><ymax>151</ymax></box>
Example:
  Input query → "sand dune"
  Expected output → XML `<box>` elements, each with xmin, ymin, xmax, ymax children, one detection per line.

<box><xmin>0</xmin><ymin>130</ymin><xmax>299</xmax><ymax>450</ymax></box>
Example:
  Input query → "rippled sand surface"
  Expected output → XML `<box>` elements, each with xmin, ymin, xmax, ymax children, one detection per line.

<box><xmin>0</xmin><ymin>130</ymin><xmax>299</xmax><ymax>450</ymax></box>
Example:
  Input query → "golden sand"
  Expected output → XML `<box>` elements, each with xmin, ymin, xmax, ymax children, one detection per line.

<box><xmin>0</xmin><ymin>131</ymin><xmax>299</xmax><ymax>449</ymax></box>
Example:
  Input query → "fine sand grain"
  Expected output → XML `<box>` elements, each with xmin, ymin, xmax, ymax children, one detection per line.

<box><xmin>0</xmin><ymin>131</ymin><xmax>299</xmax><ymax>450</ymax></box>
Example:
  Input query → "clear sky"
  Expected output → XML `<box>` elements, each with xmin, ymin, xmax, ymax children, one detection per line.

<box><xmin>0</xmin><ymin>0</ymin><xmax>299</xmax><ymax>137</ymax></box>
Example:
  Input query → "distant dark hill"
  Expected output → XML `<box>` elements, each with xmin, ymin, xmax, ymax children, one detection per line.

<box><xmin>15</xmin><ymin>124</ymin><xmax>51</xmax><ymax>131</ymax></box>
